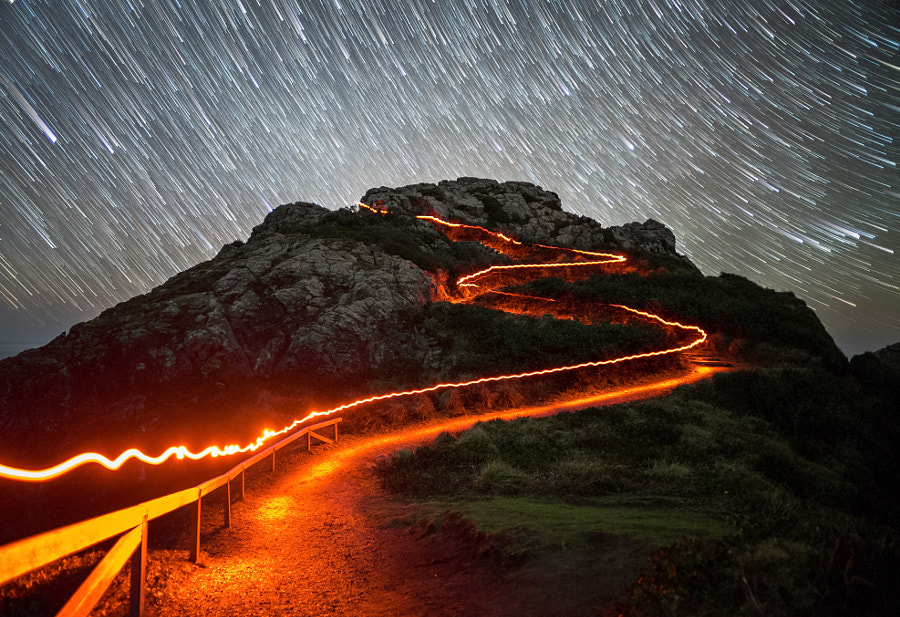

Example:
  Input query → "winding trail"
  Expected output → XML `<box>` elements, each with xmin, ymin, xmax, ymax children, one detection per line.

<box><xmin>0</xmin><ymin>209</ymin><xmax>729</xmax><ymax>614</ymax></box>
<box><xmin>154</xmin><ymin>364</ymin><xmax>728</xmax><ymax>617</ymax></box>
<box><xmin>0</xmin><ymin>212</ymin><xmax>706</xmax><ymax>483</ymax></box>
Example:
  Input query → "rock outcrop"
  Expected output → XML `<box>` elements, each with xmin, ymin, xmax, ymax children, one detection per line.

<box><xmin>0</xmin><ymin>178</ymin><xmax>691</xmax><ymax>459</ymax></box>
<box><xmin>361</xmin><ymin>177</ymin><xmax>680</xmax><ymax>255</ymax></box>
<box><xmin>0</xmin><ymin>201</ymin><xmax>435</xmax><ymax>458</ymax></box>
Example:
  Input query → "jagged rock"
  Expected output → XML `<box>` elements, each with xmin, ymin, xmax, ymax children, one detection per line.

<box><xmin>607</xmin><ymin>219</ymin><xmax>677</xmax><ymax>253</ymax></box>
<box><xmin>872</xmin><ymin>342</ymin><xmax>900</xmax><ymax>370</ymax></box>
<box><xmin>250</xmin><ymin>200</ymin><xmax>332</xmax><ymax>237</ymax></box>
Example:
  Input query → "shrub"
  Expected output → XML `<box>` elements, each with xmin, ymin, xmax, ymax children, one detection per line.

<box><xmin>543</xmin><ymin>454</ymin><xmax>622</xmax><ymax>496</ymax></box>
<box><xmin>474</xmin><ymin>461</ymin><xmax>527</xmax><ymax>494</ymax></box>
<box><xmin>449</xmin><ymin>426</ymin><xmax>499</xmax><ymax>464</ymax></box>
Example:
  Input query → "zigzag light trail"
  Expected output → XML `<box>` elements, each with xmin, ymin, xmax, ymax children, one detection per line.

<box><xmin>0</xmin><ymin>209</ymin><xmax>707</xmax><ymax>482</ymax></box>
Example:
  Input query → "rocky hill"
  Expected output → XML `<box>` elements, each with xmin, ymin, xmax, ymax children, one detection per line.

<box><xmin>0</xmin><ymin>178</ymin><xmax>707</xmax><ymax>464</ymax></box>
<box><xmin>2</xmin><ymin>178</ymin><xmax>898</xmax><ymax>615</ymax></box>
<box><xmin>0</xmin><ymin>176</ymin><xmax>848</xmax><ymax>470</ymax></box>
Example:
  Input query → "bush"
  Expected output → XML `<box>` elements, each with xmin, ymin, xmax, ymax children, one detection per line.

<box><xmin>474</xmin><ymin>461</ymin><xmax>527</xmax><ymax>494</ymax></box>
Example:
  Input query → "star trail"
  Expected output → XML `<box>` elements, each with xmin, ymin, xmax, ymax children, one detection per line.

<box><xmin>0</xmin><ymin>0</ymin><xmax>897</xmax><ymax>356</ymax></box>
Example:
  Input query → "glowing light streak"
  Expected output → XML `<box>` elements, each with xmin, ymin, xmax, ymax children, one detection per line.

<box><xmin>300</xmin><ymin>366</ymin><xmax>726</xmax><ymax>484</ymax></box>
<box><xmin>0</xmin><ymin>212</ymin><xmax>709</xmax><ymax>482</ymax></box>
<box><xmin>456</xmin><ymin>258</ymin><xmax>626</xmax><ymax>287</ymax></box>
<box><xmin>356</xmin><ymin>201</ymin><xmax>388</xmax><ymax>215</ymax></box>
<box><xmin>0</xmin><ymin>73</ymin><xmax>57</xmax><ymax>144</ymax></box>
<box><xmin>415</xmin><ymin>216</ymin><xmax>522</xmax><ymax>244</ymax></box>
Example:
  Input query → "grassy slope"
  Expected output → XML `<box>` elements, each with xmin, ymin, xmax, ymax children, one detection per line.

<box><xmin>376</xmin><ymin>273</ymin><xmax>900</xmax><ymax>616</ymax></box>
<box><xmin>526</xmin><ymin>271</ymin><xmax>847</xmax><ymax>371</ymax></box>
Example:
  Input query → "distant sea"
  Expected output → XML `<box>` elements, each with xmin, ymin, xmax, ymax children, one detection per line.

<box><xmin>0</xmin><ymin>342</ymin><xmax>41</xmax><ymax>361</ymax></box>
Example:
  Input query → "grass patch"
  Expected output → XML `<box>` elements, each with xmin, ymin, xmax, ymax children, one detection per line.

<box><xmin>421</xmin><ymin>302</ymin><xmax>670</xmax><ymax>380</ymax></box>
<box><xmin>446</xmin><ymin>497</ymin><xmax>732</xmax><ymax>554</ymax></box>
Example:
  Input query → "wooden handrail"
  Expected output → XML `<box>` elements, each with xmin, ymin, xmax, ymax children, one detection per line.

<box><xmin>59</xmin><ymin>524</ymin><xmax>143</xmax><ymax>617</ymax></box>
<box><xmin>0</xmin><ymin>417</ymin><xmax>341</xmax><ymax>616</ymax></box>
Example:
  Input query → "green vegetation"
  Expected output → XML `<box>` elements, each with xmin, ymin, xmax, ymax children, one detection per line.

<box><xmin>298</xmin><ymin>208</ymin><xmax>445</xmax><ymax>272</ymax></box>
<box><xmin>419</xmin><ymin>302</ymin><xmax>671</xmax><ymax>379</ymax></box>
<box><xmin>624</xmin><ymin>249</ymin><xmax>703</xmax><ymax>276</ymax></box>
<box><xmin>377</xmin><ymin>367</ymin><xmax>896</xmax><ymax>511</ymax></box>
<box><xmin>525</xmin><ymin>271</ymin><xmax>846</xmax><ymax>369</ymax></box>
<box><xmin>413</xmin><ymin>497</ymin><xmax>731</xmax><ymax>556</ymax></box>
<box><xmin>376</xmin><ymin>364</ymin><xmax>900</xmax><ymax>615</ymax></box>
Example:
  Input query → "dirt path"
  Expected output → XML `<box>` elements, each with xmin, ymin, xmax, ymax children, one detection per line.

<box><xmin>155</xmin><ymin>432</ymin><xmax>503</xmax><ymax>616</ymax></box>
<box><xmin>153</xmin><ymin>365</ymin><xmax>729</xmax><ymax>616</ymax></box>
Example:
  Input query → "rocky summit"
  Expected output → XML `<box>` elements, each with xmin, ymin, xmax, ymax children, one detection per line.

<box><xmin>0</xmin><ymin>178</ymin><xmax>690</xmax><ymax>461</ymax></box>
<box><xmin>362</xmin><ymin>177</ymin><xmax>680</xmax><ymax>254</ymax></box>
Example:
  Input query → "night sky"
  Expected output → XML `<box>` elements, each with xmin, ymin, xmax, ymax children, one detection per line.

<box><xmin>0</xmin><ymin>0</ymin><xmax>897</xmax><ymax>358</ymax></box>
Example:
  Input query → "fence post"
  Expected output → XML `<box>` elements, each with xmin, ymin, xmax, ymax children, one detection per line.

<box><xmin>270</xmin><ymin>449</ymin><xmax>276</xmax><ymax>472</ymax></box>
<box><xmin>189</xmin><ymin>490</ymin><xmax>201</xmax><ymax>563</ymax></box>
<box><xmin>307</xmin><ymin>430</ymin><xmax>311</xmax><ymax>451</ymax></box>
<box><xmin>224</xmin><ymin>480</ymin><xmax>231</xmax><ymax>529</ymax></box>
<box><xmin>240</xmin><ymin>468</ymin><xmax>245</xmax><ymax>500</ymax></box>
<box><xmin>129</xmin><ymin>515</ymin><xmax>148</xmax><ymax>617</ymax></box>
<box><xmin>334</xmin><ymin>420</ymin><xmax>339</xmax><ymax>443</ymax></box>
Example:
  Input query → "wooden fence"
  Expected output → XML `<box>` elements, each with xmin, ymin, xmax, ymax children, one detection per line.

<box><xmin>0</xmin><ymin>417</ymin><xmax>341</xmax><ymax>617</ymax></box>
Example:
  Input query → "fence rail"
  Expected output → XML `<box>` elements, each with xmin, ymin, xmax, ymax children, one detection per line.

<box><xmin>0</xmin><ymin>417</ymin><xmax>341</xmax><ymax>617</ymax></box>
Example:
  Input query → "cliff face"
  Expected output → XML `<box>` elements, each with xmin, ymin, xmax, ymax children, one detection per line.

<box><xmin>0</xmin><ymin>177</ymin><xmax>694</xmax><ymax>459</ymax></box>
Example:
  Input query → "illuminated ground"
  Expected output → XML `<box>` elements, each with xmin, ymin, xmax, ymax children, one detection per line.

<box><xmin>149</xmin><ymin>365</ymin><xmax>727</xmax><ymax>616</ymax></box>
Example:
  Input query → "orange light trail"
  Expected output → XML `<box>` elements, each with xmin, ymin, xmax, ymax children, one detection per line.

<box><xmin>356</xmin><ymin>201</ymin><xmax>388</xmax><ymax>215</ymax></box>
<box><xmin>300</xmin><ymin>366</ymin><xmax>726</xmax><ymax>485</ymax></box>
<box><xmin>456</xmin><ymin>258</ymin><xmax>626</xmax><ymax>288</ymax></box>
<box><xmin>0</xmin><ymin>211</ymin><xmax>708</xmax><ymax>482</ymax></box>
<box><xmin>485</xmin><ymin>290</ymin><xmax>556</xmax><ymax>302</ymax></box>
